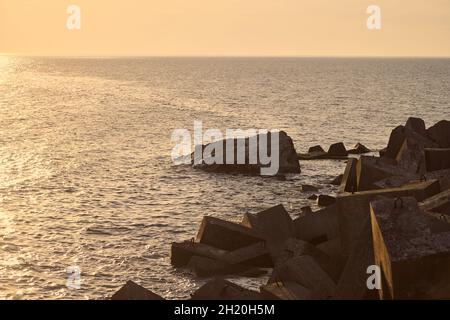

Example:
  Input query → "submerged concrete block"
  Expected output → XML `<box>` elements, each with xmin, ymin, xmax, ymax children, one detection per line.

<box><xmin>190</xmin><ymin>278</ymin><xmax>262</xmax><ymax>300</ymax></box>
<box><xmin>171</xmin><ymin>241</ymin><xmax>227</xmax><ymax>267</ymax></box>
<box><xmin>317</xmin><ymin>194</ymin><xmax>336</xmax><ymax>207</ymax></box>
<box><xmin>370</xmin><ymin>197</ymin><xmax>450</xmax><ymax>299</ymax></box>
<box><xmin>261</xmin><ymin>281</ymin><xmax>312</xmax><ymax>300</ymax></box>
<box><xmin>196</xmin><ymin>216</ymin><xmax>263</xmax><ymax>251</ymax></box>
<box><xmin>330</xmin><ymin>174</ymin><xmax>343</xmax><ymax>186</ymax></box>
<box><xmin>111</xmin><ymin>280</ymin><xmax>164</xmax><ymax>300</ymax></box>
<box><xmin>425</xmin><ymin>148</ymin><xmax>450</xmax><ymax>172</ymax></box>
<box><xmin>302</xmin><ymin>184</ymin><xmax>319</xmax><ymax>192</ymax></box>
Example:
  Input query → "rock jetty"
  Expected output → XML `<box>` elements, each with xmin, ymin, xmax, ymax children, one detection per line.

<box><xmin>113</xmin><ymin>117</ymin><xmax>450</xmax><ymax>300</ymax></box>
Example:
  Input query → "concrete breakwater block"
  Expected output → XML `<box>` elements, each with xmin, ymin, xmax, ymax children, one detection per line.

<box><xmin>260</xmin><ymin>281</ymin><xmax>312</xmax><ymax>300</ymax></box>
<box><xmin>186</xmin><ymin>256</ymin><xmax>266</xmax><ymax>278</ymax></box>
<box><xmin>268</xmin><ymin>255</ymin><xmax>337</xmax><ymax>299</ymax></box>
<box><xmin>334</xmin><ymin>217</ymin><xmax>377</xmax><ymax>300</ymax></box>
<box><xmin>190</xmin><ymin>278</ymin><xmax>262</xmax><ymax>300</ymax></box>
<box><xmin>347</xmin><ymin>143</ymin><xmax>371</xmax><ymax>155</ymax></box>
<box><xmin>336</xmin><ymin>179</ymin><xmax>441</xmax><ymax>258</ymax></box>
<box><xmin>427</xmin><ymin>120</ymin><xmax>450</xmax><ymax>148</ymax></box>
<box><xmin>425</xmin><ymin>148</ymin><xmax>450</xmax><ymax>172</ymax></box>
<box><xmin>223</xmin><ymin>241</ymin><xmax>273</xmax><ymax>267</ymax></box>
<box><xmin>172</xmin><ymin>241</ymin><xmax>272</xmax><ymax>277</ymax></box>
<box><xmin>111</xmin><ymin>280</ymin><xmax>165</xmax><ymax>300</ymax></box>
<box><xmin>317</xmin><ymin>194</ymin><xmax>336</xmax><ymax>207</ymax></box>
<box><xmin>356</xmin><ymin>156</ymin><xmax>414</xmax><ymax>192</ymax></box>
<box><xmin>339</xmin><ymin>158</ymin><xmax>358</xmax><ymax>193</ymax></box>
<box><xmin>370</xmin><ymin>197</ymin><xmax>450</xmax><ymax>299</ymax></box>
<box><xmin>293</xmin><ymin>204</ymin><xmax>339</xmax><ymax>246</ymax></box>
<box><xmin>298</xmin><ymin>142</ymin><xmax>349</xmax><ymax>160</ymax></box>
<box><xmin>171</xmin><ymin>241</ymin><xmax>227</xmax><ymax>267</ymax></box>
<box><xmin>272</xmin><ymin>238</ymin><xmax>339</xmax><ymax>282</ymax></box>
<box><xmin>302</xmin><ymin>184</ymin><xmax>319</xmax><ymax>192</ymax></box>
<box><xmin>196</xmin><ymin>216</ymin><xmax>263</xmax><ymax>251</ymax></box>
<box><xmin>240</xmin><ymin>204</ymin><xmax>294</xmax><ymax>260</ymax></box>
<box><xmin>327</xmin><ymin>142</ymin><xmax>348</xmax><ymax>157</ymax></box>
<box><xmin>330</xmin><ymin>174</ymin><xmax>343</xmax><ymax>186</ymax></box>
<box><xmin>420</xmin><ymin>188</ymin><xmax>450</xmax><ymax>216</ymax></box>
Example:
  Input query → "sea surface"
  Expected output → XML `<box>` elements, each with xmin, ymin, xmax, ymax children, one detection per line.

<box><xmin>0</xmin><ymin>56</ymin><xmax>449</xmax><ymax>299</ymax></box>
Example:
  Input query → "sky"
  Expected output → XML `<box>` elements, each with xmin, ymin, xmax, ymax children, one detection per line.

<box><xmin>1</xmin><ymin>0</ymin><xmax>449</xmax><ymax>56</ymax></box>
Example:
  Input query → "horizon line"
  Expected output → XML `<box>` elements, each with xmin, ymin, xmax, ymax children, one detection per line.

<box><xmin>1</xmin><ymin>53</ymin><xmax>450</xmax><ymax>59</ymax></box>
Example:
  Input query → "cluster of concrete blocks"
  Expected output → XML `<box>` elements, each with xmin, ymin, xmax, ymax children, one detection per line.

<box><xmin>112</xmin><ymin>117</ymin><xmax>450</xmax><ymax>300</ymax></box>
<box><xmin>298</xmin><ymin>142</ymin><xmax>371</xmax><ymax>160</ymax></box>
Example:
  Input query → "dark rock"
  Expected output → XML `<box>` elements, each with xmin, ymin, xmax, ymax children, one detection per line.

<box><xmin>327</xmin><ymin>143</ymin><xmax>348</xmax><ymax>157</ymax></box>
<box><xmin>317</xmin><ymin>195</ymin><xmax>336</xmax><ymax>207</ymax></box>
<box><xmin>190</xmin><ymin>278</ymin><xmax>262</xmax><ymax>300</ymax></box>
<box><xmin>330</xmin><ymin>174</ymin><xmax>343</xmax><ymax>185</ymax></box>
<box><xmin>302</xmin><ymin>184</ymin><xmax>319</xmax><ymax>192</ymax></box>
<box><xmin>196</xmin><ymin>216</ymin><xmax>263</xmax><ymax>251</ymax></box>
<box><xmin>427</xmin><ymin>120</ymin><xmax>450</xmax><ymax>148</ymax></box>
<box><xmin>192</xmin><ymin>131</ymin><xmax>300</xmax><ymax>175</ymax></box>
<box><xmin>111</xmin><ymin>280</ymin><xmax>164</xmax><ymax>300</ymax></box>
<box><xmin>347</xmin><ymin>143</ymin><xmax>371</xmax><ymax>155</ymax></box>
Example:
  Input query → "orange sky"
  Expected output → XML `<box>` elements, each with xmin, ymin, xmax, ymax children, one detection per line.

<box><xmin>1</xmin><ymin>0</ymin><xmax>449</xmax><ymax>56</ymax></box>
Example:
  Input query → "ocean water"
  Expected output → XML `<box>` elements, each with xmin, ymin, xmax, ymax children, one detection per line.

<box><xmin>0</xmin><ymin>56</ymin><xmax>449</xmax><ymax>299</ymax></box>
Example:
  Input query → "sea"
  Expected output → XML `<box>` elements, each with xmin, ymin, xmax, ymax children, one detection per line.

<box><xmin>0</xmin><ymin>56</ymin><xmax>449</xmax><ymax>299</ymax></box>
